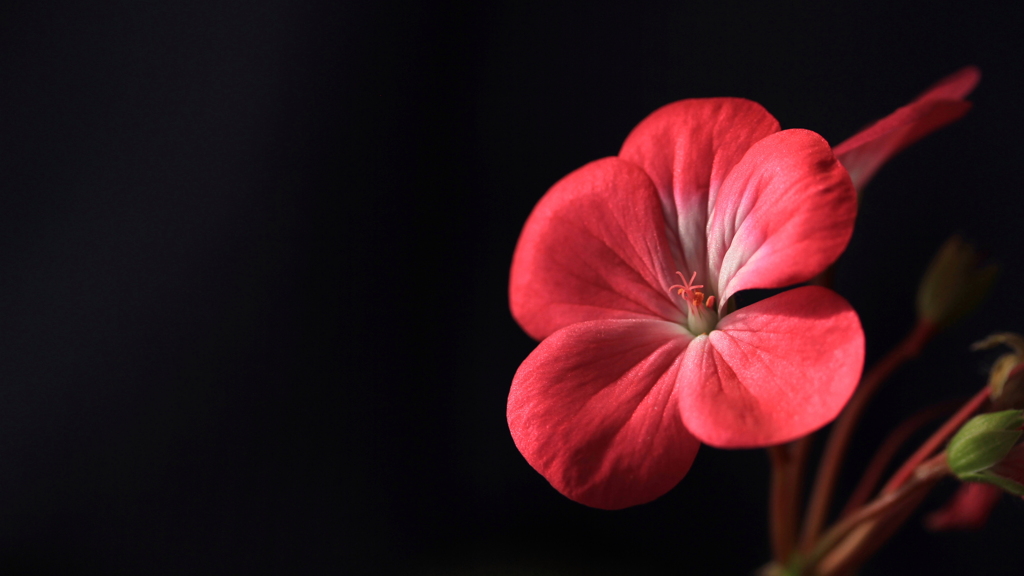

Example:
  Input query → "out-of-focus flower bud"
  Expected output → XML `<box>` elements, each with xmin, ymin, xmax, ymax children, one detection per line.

<box><xmin>924</xmin><ymin>482</ymin><xmax>1003</xmax><ymax>531</ymax></box>
<box><xmin>971</xmin><ymin>332</ymin><xmax>1024</xmax><ymax>403</ymax></box>
<box><xmin>916</xmin><ymin>235</ymin><xmax>998</xmax><ymax>330</ymax></box>
<box><xmin>947</xmin><ymin>410</ymin><xmax>1024</xmax><ymax>495</ymax></box>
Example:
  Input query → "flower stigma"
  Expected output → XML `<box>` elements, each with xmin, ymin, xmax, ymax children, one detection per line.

<box><xmin>669</xmin><ymin>271</ymin><xmax>719</xmax><ymax>335</ymax></box>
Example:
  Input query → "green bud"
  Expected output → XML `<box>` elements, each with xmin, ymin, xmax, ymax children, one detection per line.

<box><xmin>916</xmin><ymin>235</ymin><xmax>998</xmax><ymax>329</ymax></box>
<box><xmin>947</xmin><ymin>410</ymin><xmax>1024</xmax><ymax>476</ymax></box>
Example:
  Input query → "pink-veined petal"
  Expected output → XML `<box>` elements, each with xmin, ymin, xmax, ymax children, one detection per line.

<box><xmin>834</xmin><ymin>66</ymin><xmax>980</xmax><ymax>191</ymax></box>
<box><xmin>510</xmin><ymin>157</ymin><xmax>684</xmax><ymax>341</ymax></box>
<box><xmin>678</xmin><ymin>286</ymin><xmax>864</xmax><ymax>448</ymax></box>
<box><xmin>618</xmin><ymin>98</ymin><xmax>780</xmax><ymax>277</ymax></box>
<box><xmin>707</xmin><ymin>130</ymin><xmax>856</xmax><ymax>305</ymax></box>
<box><xmin>508</xmin><ymin>319</ymin><xmax>700</xmax><ymax>509</ymax></box>
<box><xmin>924</xmin><ymin>482</ymin><xmax>1002</xmax><ymax>531</ymax></box>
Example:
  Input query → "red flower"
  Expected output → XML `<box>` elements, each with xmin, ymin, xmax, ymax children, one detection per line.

<box><xmin>508</xmin><ymin>99</ymin><xmax>864</xmax><ymax>509</ymax></box>
<box><xmin>833</xmin><ymin>66</ymin><xmax>979</xmax><ymax>191</ymax></box>
<box><xmin>507</xmin><ymin>70</ymin><xmax>977</xmax><ymax>510</ymax></box>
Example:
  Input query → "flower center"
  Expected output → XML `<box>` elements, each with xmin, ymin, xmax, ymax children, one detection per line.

<box><xmin>669</xmin><ymin>271</ymin><xmax>719</xmax><ymax>335</ymax></box>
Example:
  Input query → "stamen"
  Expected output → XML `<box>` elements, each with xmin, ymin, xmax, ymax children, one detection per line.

<box><xmin>668</xmin><ymin>270</ymin><xmax>720</xmax><ymax>334</ymax></box>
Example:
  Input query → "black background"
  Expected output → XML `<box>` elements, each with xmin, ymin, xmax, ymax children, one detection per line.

<box><xmin>0</xmin><ymin>1</ymin><xmax>1022</xmax><ymax>574</ymax></box>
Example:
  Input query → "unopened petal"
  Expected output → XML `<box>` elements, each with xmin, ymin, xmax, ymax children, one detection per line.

<box><xmin>708</xmin><ymin>130</ymin><xmax>856</xmax><ymax>304</ymax></box>
<box><xmin>508</xmin><ymin>319</ymin><xmax>699</xmax><ymax>509</ymax></box>
<box><xmin>510</xmin><ymin>157</ymin><xmax>683</xmax><ymax>341</ymax></box>
<box><xmin>914</xmin><ymin>65</ymin><xmax>981</xmax><ymax>101</ymax></box>
<box><xmin>834</xmin><ymin>66</ymin><xmax>979</xmax><ymax>191</ymax></box>
<box><xmin>678</xmin><ymin>286</ymin><xmax>864</xmax><ymax>448</ymax></box>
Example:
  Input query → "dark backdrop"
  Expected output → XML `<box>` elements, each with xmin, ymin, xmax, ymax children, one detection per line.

<box><xmin>0</xmin><ymin>1</ymin><xmax>1021</xmax><ymax>574</ymax></box>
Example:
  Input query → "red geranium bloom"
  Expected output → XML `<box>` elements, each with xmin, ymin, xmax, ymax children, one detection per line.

<box><xmin>508</xmin><ymin>98</ymin><xmax>864</xmax><ymax>509</ymax></box>
<box><xmin>508</xmin><ymin>69</ymin><xmax>977</xmax><ymax>510</ymax></box>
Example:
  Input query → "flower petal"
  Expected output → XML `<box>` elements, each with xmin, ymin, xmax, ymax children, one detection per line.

<box><xmin>915</xmin><ymin>65</ymin><xmax>981</xmax><ymax>101</ymax></box>
<box><xmin>510</xmin><ymin>157</ymin><xmax>684</xmax><ymax>341</ymax></box>
<box><xmin>707</xmin><ymin>130</ymin><xmax>856</xmax><ymax>304</ymax></box>
<box><xmin>508</xmin><ymin>319</ymin><xmax>700</xmax><ymax>509</ymax></box>
<box><xmin>678</xmin><ymin>286</ymin><xmax>864</xmax><ymax>447</ymax></box>
<box><xmin>618</xmin><ymin>98</ymin><xmax>780</xmax><ymax>278</ymax></box>
<box><xmin>834</xmin><ymin>66</ymin><xmax>980</xmax><ymax>191</ymax></box>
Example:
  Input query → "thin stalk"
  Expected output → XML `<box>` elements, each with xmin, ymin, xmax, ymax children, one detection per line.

<box><xmin>840</xmin><ymin>400</ymin><xmax>958</xmax><ymax>517</ymax></box>
<box><xmin>791</xmin><ymin>437</ymin><xmax>810</xmax><ymax>527</ymax></box>
<box><xmin>768</xmin><ymin>444</ymin><xmax>800</xmax><ymax>562</ymax></box>
<box><xmin>806</xmin><ymin>453</ymin><xmax>948</xmax><ymax>576</ymax></box>
<box><xmin>820</xmin><ymin>479</ymin><xmax>935</xmax><ymax>576</ymax></box>
<box><xmin>881</xmin><ymin>385</ymin><xmax>990</xmax><ymax>494</ymax></box>
<box><xmin>800</xmin><ymin>320</ymin><xmax>937</xmax><ymax>550</ymax></box>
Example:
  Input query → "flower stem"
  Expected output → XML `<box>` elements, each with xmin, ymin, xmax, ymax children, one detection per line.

<box><xmin>800</xmin><ymin>320</ymin><xmax>937</xmax><ymax>551</ymax></box>
<box><xmin>881</xmin><ymin>384</ymin><xmax>990</xmax><ymax>494</ymax></box>
<box><xmin>839</xmin><ymin>400</ymin><xmax>957</xmax><ymax>517</ymax></box>
<box><xmin>806</xmin><ymin>453</ymin><xmax>948</xmax><ymax>576</ymax></box>
<box><xmin>768</xmin><ymin>443</ymin><xmax>803</xmax><ymax>562</ymax></box>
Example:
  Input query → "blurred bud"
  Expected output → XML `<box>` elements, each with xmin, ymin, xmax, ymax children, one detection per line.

<box><xmin>971</xmin><ymin>332</ymin><xmax>1024</xmax><ymax>402</ymax></box>
<box><xmin>916</xmin><ymin>235</ymin><xmax>998</xmax><ymax>329</ymax></box>
<box><xmin>925</xmin><ymin>482</ymin><xmax>1002</xmax><ymax>531</ymax></box>
<box><xmin>948</xmin><ymin>410</ymin><xmax>1024</xmax><ymax>495</ymax></box>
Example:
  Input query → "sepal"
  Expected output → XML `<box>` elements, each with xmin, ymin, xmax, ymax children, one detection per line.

<box><xmin>958</xmin><ymin>471</ymin><xmax>1024</xmax><ymax>496</ymax></box>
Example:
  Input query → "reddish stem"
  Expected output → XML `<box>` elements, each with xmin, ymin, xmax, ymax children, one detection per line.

<box><xmin>821</xmin><ymin>469</ymin><xmax>941</xmax><ymax>576</ymax></box>
<box><xmin>800</xmin><ymin>320</ymin><xmax>937</xmax><ymax>550</ymax></box>
<box><xmin>768</xmin><ymin>443</ymin><xmax>804</xmax><ymax>562</ymax></box>
<box><xmin>808</xmin><ymin>453</ymin><xmax>948</xmax><ymax>576</ymax></box>
<box><xmin>840</xmin><ymin>401</ymin><xmax>958</xmax><ymax>517</ymax></box>
<box><xmin>881</xmin><ymin>385</ymin><xmax>990</xmax><ymax>494</ymax></box>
